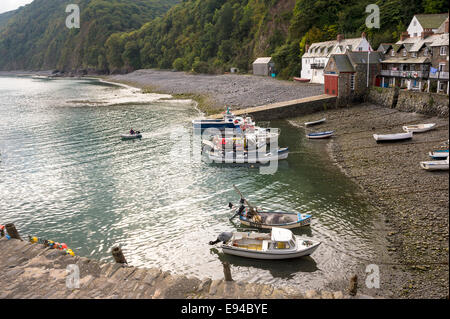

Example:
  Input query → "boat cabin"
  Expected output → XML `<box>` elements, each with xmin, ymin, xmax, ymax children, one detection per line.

<box><xmin>230</xmin><ymin>228</ymin><xmax>297</xmax><ymax>252</ymax></box>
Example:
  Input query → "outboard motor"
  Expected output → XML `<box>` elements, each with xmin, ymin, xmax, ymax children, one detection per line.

<box><xmin>209</xmin><ymin>232</ymin><xmax>233</xmax><ymax>245</ymax></box>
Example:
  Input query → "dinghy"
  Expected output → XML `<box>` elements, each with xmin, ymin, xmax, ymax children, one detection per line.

<box><xmin>402</xmin><ymin>123</ymin><xmax>436</xmax><ymax>133</ymax></box>
<box><xmin>306</xmin><ymin>131</ymin><xmax>334</xmax><ymax>139</ymax></box>
<box><xmin>121</xmin><ymin>132</ymin><xmax>142</xmax><ymax>140</ymax></box>
<box><xmin>305</xmin><ymin>118</ymin><xmax>326</xmax><ymax>127</ymax></box>
<box><xmin>210</xmin><ymin>227</ymin><xmax>320</xmax><ymax>260</ymax></box>
<box><xmin>429</xmin><ymin>150</ymin><xmax>449</xmax><ymax>160</ymax></box>
<box><xmin>420</xmin><ymin>159</ymin><xmax>449</xmax><ymax>171</ymax></box>
<box><xmin>373</xmin><ymin>132</ymin><xmax>413</xmax><ymax>142</ymax></box>
<box><xmin>208</xmin><ymin>148</ymin><xmax>289</xmax><ymax>164</ymax></box>
<box><xmin>229</xmin><ymin>185</ymin><xmax>312</xmax><ymax>229</ymax></box>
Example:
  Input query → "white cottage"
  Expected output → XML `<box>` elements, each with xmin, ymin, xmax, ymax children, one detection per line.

<box><xmin>406</xmin><ymin>13</ymin><xmax>448</xmax><ymax>38</ymax></box>
<box><xmin>301</xmin><ymin>33</ymin><xmax>372</xmax><ymax>84</ymax></box>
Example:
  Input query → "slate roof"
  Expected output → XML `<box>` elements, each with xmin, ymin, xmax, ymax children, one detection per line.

<box><xmin>331</xmin><ymin>54</ymin><xmax>355</xmax><ymax>72</ymax></box>
<box><xmin>302</xmin><ymin>37</ymin><xmax>366</xmax><ymax>58</ymax></box>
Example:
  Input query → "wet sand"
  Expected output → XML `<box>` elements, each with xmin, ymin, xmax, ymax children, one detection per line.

<box><xmin>290</xmin><ymin>104</ymin><xmax>449</xmax><ymax>299</ymax></box>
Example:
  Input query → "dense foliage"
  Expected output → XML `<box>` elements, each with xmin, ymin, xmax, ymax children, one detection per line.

<box><xmin>0</xmin><ymin>0</ymin><xmax>179</xmax><ymax>71</ymax></box>
<box><xmin>104</xmin><ymin>0</ymin><xmax>448</xmax><ymax>78</ymax></box>
<box><xmin>0</xmin><ymin>0</ymin><xmax>448</xmax><ymax>77</ymax></box>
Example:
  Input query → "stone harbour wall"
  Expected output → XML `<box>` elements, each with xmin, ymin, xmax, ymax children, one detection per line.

<box><xmin>368</xmin><ymin>87</ymin><xmax>449</xmax><ymax>117</ymax></box>
<box><xmin>0</xmin><ymin>238</ymin><xmax>352</xmax><ymax>299</ymax></box>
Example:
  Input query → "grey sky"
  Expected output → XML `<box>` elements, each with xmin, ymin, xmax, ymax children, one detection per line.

<box><xmin>0</xmin><ymin>0</ymin><xmax>33</xmax><ymax>14</ymax></box>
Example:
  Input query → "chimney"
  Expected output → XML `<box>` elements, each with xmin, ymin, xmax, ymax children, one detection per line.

<box><xmin>337</xmin><ymin>34</ymin><xmax>344</xmax><ymax>42</ymax></box>
<box><xmin>361</xmin><ymin>32</ymin><xmax>366</xmax><ymax>39</ymax></box>
<box><xmin>400</xmin><ymin>31</ymin><xmax>409</xmax><ymax>41</ymax></box>
<box><xmin>445</xmin><ymin>18</ymin><xmax>449</xmax><ymax>34</ymax></box>
<box><xmin>305</xmin><ymin>44</ymin><xmax>310</xmax><ymax>52</ymax></box>
<box><xmin>421</xmin><ymin>28</ymin><xmax>434</xmax><ymax>39</ymax></box>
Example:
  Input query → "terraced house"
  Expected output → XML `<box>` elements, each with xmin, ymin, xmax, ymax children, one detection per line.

<box><xmin>378</xmin><ymin>13</ymin><xmax>449</xmax><ymax>95</ymax></box>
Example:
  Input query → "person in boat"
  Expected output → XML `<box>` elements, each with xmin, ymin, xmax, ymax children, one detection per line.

<box><xmin>130</xmin><ymin>128</ymin><xmax>135</xmax><ymax>135</ymax></box>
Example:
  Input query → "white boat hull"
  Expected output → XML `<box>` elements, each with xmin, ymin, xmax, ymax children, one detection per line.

<box><xmin>373</xmin><ymin>132</ymin><xmax>413</xmax><ymax>141</ymax></box>
<box><xmin>208</xmin><ymin>148</ymin><xmax>289</xmax><ymax>163</ymax></box>
<box><xmin>305</xmin><ymin>118</ymin><xmax>326</xmax><ymax>126</ymax></box>
<box><xmin>420</xmin><ymin>160</ymin><xmax>449</xmax><ymax>171</ymax></box>
<box><xmin>403</xmin><ymin>123</ymin><xmax>436</xmax><ymax>133</ymax></box>
<box><xmin>222</xmin><ymin>241</ymin><xmax>320</xmax><ymax>260</ymax></box>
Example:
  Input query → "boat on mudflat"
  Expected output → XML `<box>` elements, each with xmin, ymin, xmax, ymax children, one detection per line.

<box><xmin>209</xmin><ymin>227</ymin><xmax>320</xmax><ymax>260</ymax></box>
<box><xmin>420</xmin><ymin>159</ymin><xmax>449</xmax><ymax>171</ymax></box>
<box><xmin>305</xmin><ymin>118</ymin><xmax>326</xmax><ymax>127</ymax></box>
<box><xmin>429</xmin><ymin>150</ymin><xmax>449</xmax><ymax>160</ymax></box>
<box><xmin>373</xmin><ymin>132</ymin><xmax>413</xmax><ymax>142</ymax></box>
<box><xmin>306</xmin><ymin>131</ymin><xmax>334</xmax><ymax>139</ymax></box>
<box><xmin>207</xmin><ymin>148</ymin><xmax>289</xmax><ymax>163</ymax></box>
<box><xmin>402</xmin><ymin>123</ymin><xmax>436</xmax><ymax>133</ymax></box>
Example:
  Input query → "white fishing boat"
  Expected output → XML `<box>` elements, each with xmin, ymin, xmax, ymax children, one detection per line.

<box><xmin>210</xmin><ymin>227</ymin><xmax>320</xmax><ymax>260</ymax></box>
<box><xmin>420</xmin><ymin>158</ymin><xmax>449</xmax><ymax>171</ymax></box>
<box><xmin>429</xmin><ymin>150</ymin><xmax>449</xmax><ymax>160</ymax></box>
<box><xmin>402</xmin><ymin>123</ymin><xmax>436</xmax><ymax>133</ymax></box>
<box><xmin>305</xmin><ymin>118</ymin><xmax>326</xmax><ymax>127</ymax></box>
<box><xmin>306</xmin><ymin>131</ymin><xmax>334</xmax><ymax>139</ymax></box>
<box><xmin>373</xmin><ymin>131</ymin><xmax>413</xmax><ymax>142</ymax></box>
<box><xmin>207</xmin><ymin>148</ymin><xmax>289</xmax><ymax>163</ymax></box>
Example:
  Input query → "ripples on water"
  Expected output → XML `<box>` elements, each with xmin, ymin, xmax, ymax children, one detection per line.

<box><xmin>0</xmin><ymin>76</ymin><xmax>378</xmax><ymax>290</ymax></box>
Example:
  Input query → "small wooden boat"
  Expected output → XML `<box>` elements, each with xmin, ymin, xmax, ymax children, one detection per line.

<box><xmin>403</xmin><ymin>123</ymin><xmax>436</xmax><ymax>133</ymax></box>
<box><xmin>293</xmin><ymin>77</ymin><xmax>311</xmax><ymax>83</ymax></box>
<box><xmin>229</xmin><ymin>185</ymin><xmax>311</xmax><ymax>229</ymax></box>
<box><xmin>213</xmin><ymin>227</ymin><xmax>320</xmax><ymax>260</ymax></box>
<box><xmin>420</xmin><ymin>159</ymin><xmax>449</xmax><ymax>171</ymax></box>
<box><xmin>306</xmin><ymin>131</ymin><xmax>334</xmax><ymax>139</ymax></box>
<box><xmin>429</xmin><ymin>150</ymin><xmax>449</xmax><ymax>160</ymax></box>
<box><xmin>305</xmin><ymin>118</ymin><xmax>326</xmax><ymax>127</ymax></box>
<box><xmin>373</xmin><ymin>132</ymin><xmax>413</xmax><ymax>142</ymax></box>
<box><xmin>121</xmin><ymin>132</ymin><xmax>142</xmax><ymax>140</ymax></box>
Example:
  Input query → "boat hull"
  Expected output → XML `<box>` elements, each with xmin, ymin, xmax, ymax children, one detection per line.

<box><xmin>192</xmin><ymin>120</ymin><xmax>239</xmax><ymax>133</ymax></box>
<box><xmin>429</xmin><ymin>151</ymin><xmax>449</xmax><ymax>160</ymax></box>
<box><xmin>222</xmin><ymin>242</ymin><xmax>320</xmax><ymax>260</ymax></box>
<box><xmin>403</xmin><ymin>123</ymin><xmax>436</xmax><ymax>133</ymax></box>
<box><xmin>307</xmin><ymin>131</ymin><xmax>334</xmax><ymax>139</ymax></box>
<box><xmin>121</xmin><ymin>134</ymin><xmax>142</xmax><ymax>140</ymax></box>
<box><xmin>373</xmin><ymin>132</ymin><xmax>413</xmax><ymax>142</ymax></box>
<box><xmin>239</xmin><ymin>213</ymin><xmax>312</xmax><ymax>229</ymax></box>
<box><xmin>208</xmin><ymin>148</ymin><xmax>289</xmax><ymax>164</ymax></box>
<box><xmin>305</xmin><ymin>118</ymin><xmax>326</xmax><ymax>127</ymax></box>
<box><xmin>420</xmin><ymin>161</ymin><xmax>449</xmax><ymax>171</ymax></box>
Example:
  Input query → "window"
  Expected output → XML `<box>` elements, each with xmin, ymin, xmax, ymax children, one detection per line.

<box><xmin>274</xmin><ymin>242</ymin><xmax>290</xmax><ymax>250</ymax></box>
<box><xmin>350</xmin><ymin>74</ymin><xmax>355</xmax><ymax>90</ymax></box>
<box><xmin>424</xmin><ymin>48</ymin><xmax>428</xmax><ymax>56</ymax></box>
<box><xmin>391</xmin><ymin>50</ymin><xmax>395</xmax><ymax>57</ymax></box>
<box><xmin>413</xmin><ymin>33</ymin><xmax>417</xmax><ymax>37</ymax></box>
<box><xmin>412</xmin><ymin>52</ymin><xmax>417</xmax><ymax>58</ymax></box>
<box><xmin>440</xmin><ymin>46</ymin><xmax>447</xmax><ymax>56</ymax></box>
<box><xmin>439</xmin><ymin>63</ymin><xmax>445</xmax><ymax>72</ymax></box>
<box><xmin>403</xmin><ymin>49</ymin><xmax>407</xmax><ymax>57</ymax></box>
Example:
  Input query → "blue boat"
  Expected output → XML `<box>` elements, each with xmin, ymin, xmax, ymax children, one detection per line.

<box><xmin>306</xmin><ymin>131</ymin><xmax>335</xmax><ymax>139</ymax></box>
<box><xmin>193</xmin><ymin>108</ymin><xmax>242</xmax><ymax>133</ymax></box>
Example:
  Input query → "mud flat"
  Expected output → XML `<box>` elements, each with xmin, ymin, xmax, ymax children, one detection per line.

<box><xmin>291</xmin><ymin>103</ymin><xmax>449</xmax><ymax>299</ymax></box>
<box><xmin>107</xmin><ymin>69</ymin><xmax>323</xmax><ymax>114</ymax></box>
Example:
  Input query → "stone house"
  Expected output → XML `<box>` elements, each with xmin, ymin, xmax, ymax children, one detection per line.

<box><xmin>324</xmin><ymin>51</ymin><xmax>383</xmax><ymax>103</ymax></box>
<box><xmin>301</xmin><ymin>33</ymin><xmax>372</xmax><ymax>84</ymax></box>
<box><xmin>379</xmin><ymin>14</ymin><xmax>449</xmax><ymax>95</ymax></box>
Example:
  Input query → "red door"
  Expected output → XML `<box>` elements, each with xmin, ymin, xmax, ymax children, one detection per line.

<box><xmin>324</xmin><ymin>74</ymin><xmax>338</xmax><ymax>96</ymax></box>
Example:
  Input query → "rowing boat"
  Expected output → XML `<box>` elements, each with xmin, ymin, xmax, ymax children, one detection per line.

<box><xmin>305</xmin><ymin>118</ymin><xmax>326</xmax><ymax>127</ymax></box>
<box><xmin>420</xmin><ymin>159</ymin><xmax>449</xmax><ymax>171</ymax></box>
<box><xmin>306</xmin><ymin>131</ymin><xmax>334</xmax><ymax>139</ymax></box>
<box><xmin>402</xmin><ymin>123</ymin><xmax>436</xmax><ymax>133</ymax></box>
<box><xmin>429</xmin><ymin>150</ymin><xmax>449</xmax><ymax>160</ymax></box>
<box><xmin>373</xmin><ymin>132</ymin><xmax>413</xmax><ymax>142</ymax></box>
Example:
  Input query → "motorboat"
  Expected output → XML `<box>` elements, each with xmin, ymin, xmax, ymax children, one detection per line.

<box><xmin>210</xmin><ymin>227</ymin><xmax>320</xmax><ymax>260</ymax></box>
<box><xmin>207</xmin><ymin>147</ymin><xmax>289</xmax><ymax>164</ymax></box>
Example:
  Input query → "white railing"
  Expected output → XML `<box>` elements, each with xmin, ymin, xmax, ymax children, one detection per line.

<box><xmin>380</xmin><ymin>70</ymin><xmax>428</xmax><ymax>78</ymax></box>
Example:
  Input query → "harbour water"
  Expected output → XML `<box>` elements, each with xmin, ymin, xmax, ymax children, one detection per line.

<box><xmin>0</xmin><ymin>76</ymin><xmax>379</xmax><ymax>290</ymax></box>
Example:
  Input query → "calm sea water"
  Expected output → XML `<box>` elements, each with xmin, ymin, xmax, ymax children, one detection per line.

<box><xmin>0</xmin><ymin>76</ymin><xmax>379</xmax><ymax>290</ymax></box>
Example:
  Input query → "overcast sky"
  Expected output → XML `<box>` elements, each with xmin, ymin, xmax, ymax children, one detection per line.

<box><xmin>0</xmin><ymin>0</ymin><xmax>33</xmax><ymax>14</ymax></box>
